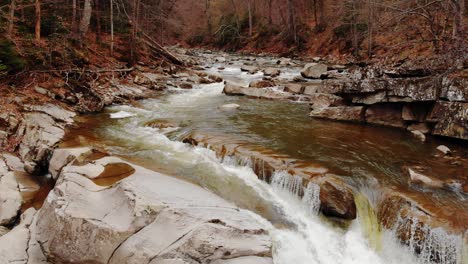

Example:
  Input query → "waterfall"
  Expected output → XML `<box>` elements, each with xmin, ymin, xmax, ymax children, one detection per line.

<box><xmin>271</xmin><ymin>171</ymin><xmax>304</xmax><ymax>197</ymax></box>
<box><xmin>302</xmin><ymin>182</ymin><xmax>321</xmax><ymax>215</ymax></box>
<box><xmin>393</xmin><ymin>216</ymin><xmax>464</xmax><ymax>264</ymax></box>
<box><xmin>355</xmin><ymin>193</ymin><xmax>382</xmax><ymax>251</ymax></box>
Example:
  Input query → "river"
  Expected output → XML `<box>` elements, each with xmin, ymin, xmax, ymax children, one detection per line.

<box><xmin>61</xmin><ymin>52</ymin><xmax>466</xmax><ymax>264</ymax></box>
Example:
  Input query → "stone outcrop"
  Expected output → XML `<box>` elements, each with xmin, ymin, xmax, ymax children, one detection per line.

<box><xmin>15</xmin><ymin>105</ymin><xmax>75</xmax><ymax>175</ymax></box>
<box><xmin>302</xmin><ymin>67</ymin><xmax>468</xmax><ymax>141</ymax></box>
<box><xmin>0</xmin><ymin>152</ymin><xmax>273</xmax><ymax>264</ymax></box>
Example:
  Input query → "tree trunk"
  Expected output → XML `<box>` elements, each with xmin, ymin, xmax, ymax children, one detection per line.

<box><xmin>268</xmin><ymin>0</ymin><xmax>273</xmax><ymax>24</ymax></box>
<box><xmin>313</xmin><ymin>0</ymin><xmax>318</xmax><ymax>26</ymax></box>
<box><xmin>286</xmin><ymin>0</ymin><xmax>296</xmax><ymax>43</ymax></box>
<box><xmin>367</xmin><ymin>0</ymin><xmax>372</xmax><ymax>57</ymax></box>
<box><xmin>130</xmin><ymin>0</ymin><xmax>141</xmax><ymax>65</ymax></box>
<box><xmin>35</xmin><ymin>0</ymin><xmax>41</xmax><ymax>42</ymax></box>
<box><xmin>110</xmin><ymin>0</ymin><xmax>114</xmax><ymax>56</ymax></box>
<box><xmin>205</xmin><ymin>0</ymin><xmax>212</xmax><ymax>35</ymax></box>
<box><xmin>72</xmin><ymin>0</ymin><xmax>77</xmax><ymax>36</ymax></box>
<box><xmin>451</xmin><ymin>0</ymin><xmax>464</xmax><ymax>39</ymax></box>
<box><xmin>96</xmin><ymin>0</ymin><xmax>102</xmax><ymax>42</ymax></box>
<box><xmin>248</xmin><ymin>0</ymin><xmax>253</xmax><ymax>37</ymax></box>
<box><xmin>79</xmin><ymin>0</ymin><xmax>93</xmax><ymax>41</ymax></box>
<box><xmin>7</xmin><ymin>0</ymin><xmax>16</xmax><ymax>39</ymax></box>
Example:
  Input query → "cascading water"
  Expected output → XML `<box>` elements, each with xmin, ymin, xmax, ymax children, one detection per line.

<box><xmin>66</xmin><ymin>60</ymin><xmax>466</xmax><ymax>264</ymax></box>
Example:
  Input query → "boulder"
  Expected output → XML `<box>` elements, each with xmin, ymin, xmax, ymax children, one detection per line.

<box><xmin>2</xmin><ymin>153</ymin><xmax>25</xmax><ymax>172</ymax></box>
<box><xmin>284</xmin><ymin>83</ymin><xmax>304</xmax><ymax>94</ymax></box>
<box><xmin>48</xmin><ymin>147</ymin><xmax>93</xmax><ymax>180</ymax></box>
<box><xmin>312</xmin><ymin>176</ymin><xmax>356</xmax><ymax>220</ymax></box>
<box><xmin>179</xmin><ymin>82</ymin><xmax>193</xmax><ymax>89</ymax></box>
<box><xmin>411</xmin><ymin>130</ymin><xmax>426</xmax><ymax>142</ymax></box>
<box><xmin>440</xmin><ymin>74</ymin><xmax>467</xmax><ymax>102</ymax></box>
<box><xmin>436</xmin><ymin>145</ymin><xmax>451</xmax><ymax>155</ymax></box>
<box><xmin>407</xmin><ymin>123</ymin><xmax>431</xmax><ymax>134</ymax></box>
<box><xmin>26</xmin><ymin>104</ymin><xmax>76</xmax><ymax>124</ymax></box>
<box><xmin>277</xmin><ymin>58</ymin><xmax>292</xmax><ymax>66</ymax></box>
<box><xmin>35</xmin><ymin>156</ymin><xmax>272</xmax><ymax>264</ymax></box>
<box><xmin>427</xmin><ymin>101</ymin><xmax>467</xmax><ymax>140</ymax></box>
<box><xmin>352</xmin><ymin>91</ymin><xmax>387</xmax><ymax>105</ymax></box>
<box><xmin>16</xmin><ymin>113</ymin><xmax>65</xmax><ymax>175</ymax></box>
<box><xmin>309</xmin><ymin>93</ymin><xmax>345</xmax><ymax>111</ymax></box>
<box><xmin>250</xmin><ymin>80</ymin><xmax>275</xmax><ymax>88</ymax></box>
<box><xmin>301</xmin><ymin>63</ymin><xmax>328</xmax><ymax>79</ymax></box>
<box><xmin>365</xmin><ymin>104</ymin><xmax>405</xmax><ymax>128</ymax></box>
<box><xmin>263</xmin><ymin>68</ymin><xmax>280</xmax><ymax>77</ymax></box>
<box><xmin>224</xmin><ymin>83</ymin><xmax>296</xmax><ymax>101</ymax></box>
<box><xmin>406</xmin><ymin>167</ymin><xmax>444</xmax><ymax>189</ymax></box>
<box><xmin>0</xmin><ymin>159</ymin><xmax>22</xmax><ymax>226</ymax></box>
<box><xmin>386</xmin><ymin>77</ymin><xmax>439</xmax><ymax>101</ymax></box>
<box><xmin>241</xmin><ymin>65</ymin><xmax>259</xmax><ymax>74</ymax></box>
<box><xmin>310</xmin><ymin>106</ymin><xmax>364</xmax><ymax>122</ymax></box>
<box><xmin>0</xmin><ymin>209</ymin><xmax>38</xmax><ymax>263</ymax></box>
<box><xmin>219</xmin><ymin>104</ymin><xmax>240</xmax><ymax>111</ymax></box>
<box><xmin>215</xmin><ymin>56</ymin><xmax>226</xmax><ymax>62</ymax></box>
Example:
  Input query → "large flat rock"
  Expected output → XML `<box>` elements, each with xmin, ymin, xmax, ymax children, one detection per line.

<box><xmin>34</xmin><ymin>155</ymin><xmax>272</xmax><ymax>264</ymax></box>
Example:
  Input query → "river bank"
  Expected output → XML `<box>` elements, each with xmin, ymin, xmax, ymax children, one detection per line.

<box><xmin>0</xmin><ymin>48</ymin><xmax>466</xmax><ymax>263</ymax></box>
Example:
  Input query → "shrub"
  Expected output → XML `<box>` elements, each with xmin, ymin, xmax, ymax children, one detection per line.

<box><xmin>0</xmin><ymin>40</ymin><xmax>26</xmax><ymax>73</ymax></box>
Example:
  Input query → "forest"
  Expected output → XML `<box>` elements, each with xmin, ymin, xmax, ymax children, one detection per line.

<box><xmin>0</xmin><ymin>1</ymin><xmax>467</xmax><ymax>264</ymax></box>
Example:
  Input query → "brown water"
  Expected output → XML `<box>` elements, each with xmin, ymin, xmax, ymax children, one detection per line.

<box><xmin>61</xmin><ymin>55</ymin><xmax>467</xmax><ymax>264</ymax></box>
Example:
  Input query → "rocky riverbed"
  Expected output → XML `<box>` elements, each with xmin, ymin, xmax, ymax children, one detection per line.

<box><xmin>0</xmin><ymin>48</ymin><xmax>466</xmax><ymax>264</ymax></box>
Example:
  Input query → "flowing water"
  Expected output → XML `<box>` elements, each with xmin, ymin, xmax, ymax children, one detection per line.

<box><xmin>62</xmin><ymin>53</ymin><xmax>467</xmax><ymax>264</ymax></box>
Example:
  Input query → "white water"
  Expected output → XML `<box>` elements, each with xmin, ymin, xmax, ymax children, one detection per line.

<box><xmin>98</xmin><ymin>81</ymin><xmax>431</xmax><ymax>264</ymax></box>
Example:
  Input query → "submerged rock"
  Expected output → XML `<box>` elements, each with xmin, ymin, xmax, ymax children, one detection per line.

<box><xmin>219</xmin><ymin>103</ymin><xmax>240</xmax><ymax>111</ymax></box>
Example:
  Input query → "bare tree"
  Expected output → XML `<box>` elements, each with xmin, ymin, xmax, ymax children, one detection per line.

<box><xmin>79</xmin><ymin>0</ymin><xmax>93</xmax><ymax>41</ymax></box>
<box><xmin>248</xmin><ymin>0</ymin><xmax>253</xmax><ymax>37</ymax></box>
<box><xmin>72</xmin><ymin>0</ymin><xmax>77</xmax><ymax>36</ymax></box>
<box><xmin>450</xmin><ymin>0</ymin><xmax>464</xmax><ymax>39</ymax></box>
<box><xmin>110</xmin><ymin>0</ymin><xmax>114</xmax><ymax>55</ymax></box>
<box><xmin>7</xmin><ymin>0</ymin><xmax>16</xmax><ymax>39</ymax></box>
<box><xmin>286</xmin><ymin>0</ymin><xmax>296</xmax><ymax>42</ymax></box>
<box><xmin>35</xmin><ymin>0</ymin><xmax>41</xmax><ymax>42</ymax></box>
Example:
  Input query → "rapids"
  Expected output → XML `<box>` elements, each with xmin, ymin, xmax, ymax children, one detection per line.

<box><xmin>62</xmin><ymin>53</ymin><xmax>466</xmax><ymax>264</ymax></box>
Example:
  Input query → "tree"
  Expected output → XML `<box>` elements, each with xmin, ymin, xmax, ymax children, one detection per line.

<box><xmin>286</xmin><ymin>0</ymin><xmax>297</xmax><ymax>43</ymax></box>
<box><xmin>79</xmin><ymin>0</ymin><xmax>93</xmax><ymax>41</ymax></box>
<box><xmin>72</xmin><ymin>0</ymin><xmax>77</xmax><ymax>36</ymax></box>
<box><xmin>450</xmin><ymin>0</ymin><xmax>464</xmax><ymax>39</ymax></box>
<box><xmin>110</xmin><ymin>0</ymin><xmax>114</xmax><ymax>56</ymax></box>
<box><xmin>248</xmin><ymin>0</ymin><xmax>253</xmax><ymax>37</ymax></box>
<box><xmin>7</xmin><ymin>0</ymin><xmax>16</xmax><ymax>39</ymax></box>
<box><xmin>35</xmin><ymin>0</ymin><xmax>41</xmax><ymax>43</ymax></box>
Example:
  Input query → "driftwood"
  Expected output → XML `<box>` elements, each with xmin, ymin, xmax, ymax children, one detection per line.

<box><xmin>141</xmin><ymin>32</ymin><xmax>183</xmax><ymax>65</ymax></box>
<box><xmin>121</xmin><ymin>8</ymin><xmax>183</xmax><ymax>66</ymax></box>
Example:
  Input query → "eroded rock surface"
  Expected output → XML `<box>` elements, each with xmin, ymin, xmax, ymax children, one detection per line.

<box><xmin>3</xmin><ymin>152</ymin><xmax>273</xmax><ymax>264</ymax></box>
